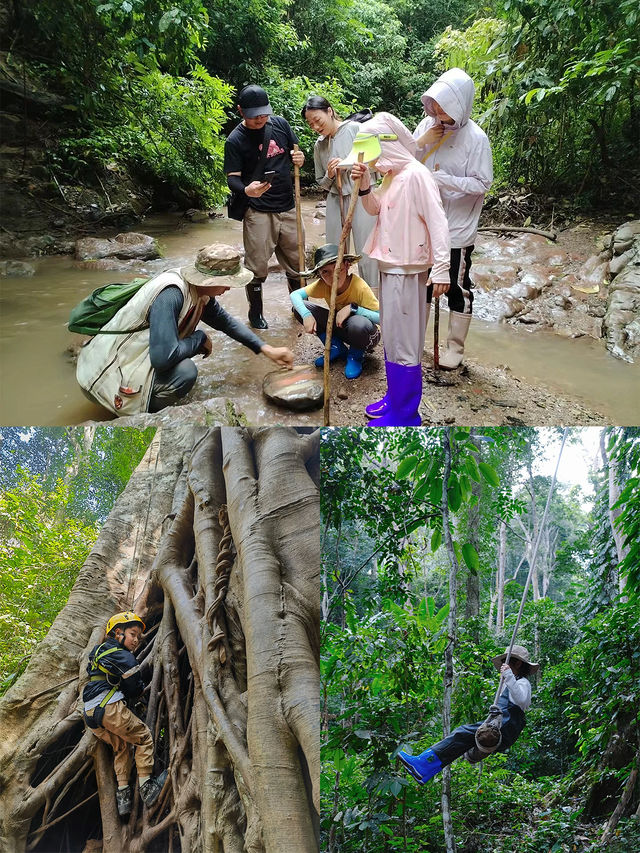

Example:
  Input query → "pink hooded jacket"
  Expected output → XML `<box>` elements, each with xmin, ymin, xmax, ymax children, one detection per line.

<box><xmin>359</xmin><ymin>113</ymin><xmax>450</xmax><ymax>283</ymax></box>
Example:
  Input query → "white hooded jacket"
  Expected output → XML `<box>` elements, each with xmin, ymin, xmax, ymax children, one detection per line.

<box><xmin>414</xmin><ymin>68</ymin><xmax>493</xmax><ymax>248</ymax></box>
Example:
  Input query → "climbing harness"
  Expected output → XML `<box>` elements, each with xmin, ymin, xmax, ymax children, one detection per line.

<box><xmin>469</xmin><ymin>428</ymin><xmax>569</xmax><ymax>761</ymax></box>
<box><xmin>83</xmin><ymin>644</ymin><xmax>122</xmax><ymax>729</ymax></box>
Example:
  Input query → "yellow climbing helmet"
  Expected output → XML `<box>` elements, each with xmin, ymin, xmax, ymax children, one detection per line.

<box><xmin>106</xmin><ymin>611</ymin><xmax>146</xmax><ymax>635</ymax></box>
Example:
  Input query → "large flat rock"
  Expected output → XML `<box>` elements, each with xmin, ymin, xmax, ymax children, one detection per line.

<box><xmin>263</xmin><ymin>365</ymin><xmax>324</xmax><ymax>411</ymax></box>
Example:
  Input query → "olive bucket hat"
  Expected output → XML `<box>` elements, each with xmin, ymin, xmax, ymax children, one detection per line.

<box><xmin>181</xmin><ymin>244</ymin><xmax>253</xmax><ymax>289</ymax></box>
<box><xmin>299</xmin><ymin>243</ymin><xmax>362</xmax><ymax>278</ymax></box>
<box><xmin>492</xmin><ymin>644</ymin><xmax>540</xmax><ymax>674</ymax></box>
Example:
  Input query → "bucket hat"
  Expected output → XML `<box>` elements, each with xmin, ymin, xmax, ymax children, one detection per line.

<box><xmin>337</xmin><ymin>131</ymin><xmax>398</xmax><ymax>167</ymax></box>
<box><xmin>238</xmin><ymin>84</ymin><xmax>273</xmax><ymax>118</ymax></box>
<box><xmin>299</xmin><ymin>243</ymin><xmax>362</xmax><ymax>278</ymax></box>
<box><xmin>181</xmin><ymin>244</ymin><xmax>253</xmax><ymax>289</ymax></box>
<box><xmin>492</xmin><ymin>644</ymin><xmax>540</xmax><ymax>674</ymax></box>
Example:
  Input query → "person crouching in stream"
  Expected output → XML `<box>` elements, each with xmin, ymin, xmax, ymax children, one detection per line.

<box><xmin>76</xmin><ymin>244</ymin><xmax>294</xmax><ymax>417</ymax></box>
<box><xmin>397</xmin><ymin>645</ymin><xmax>538</xmax><ymax>783</ymax></box>
<box><xmin>290</xmin><ymin>243</ymin><xmax>380</xmax><ymax>379</ymax></box>
<box><xmin>346</xmin><ymin>113</ymin><xmax>451</xmax><ymax>425</ymax></box>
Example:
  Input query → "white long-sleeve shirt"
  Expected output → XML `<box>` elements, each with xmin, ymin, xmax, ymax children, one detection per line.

<box><xmin>501</xmin><ymin>669</ymin><xmax>531</xmax><ymax>711</ymax></box>
<box><xmin>414</xmin><ymin>68</ymin><xmax>493</xmax><ymax>249</ymax></box>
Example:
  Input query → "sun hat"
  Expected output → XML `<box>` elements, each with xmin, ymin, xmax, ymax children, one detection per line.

<box><xmin>492</xmin><ymin>644</ymin><xmax>540</xmax><ymax>674</ymax></box>
<box><xmin>181</xmin><ymin>244</ymin><xmax>253</xmax><ymax>289</ymax></box>
<box><xmin>299</xmin><ymin>243</ymin><xmax>362</xmax><ymax>278</ymax></box>
<box><xmin>337</xmin><ymin>131</ymin><xmax>399</xmax><ymax>167</ymax></box>
<box><xmin>238</xmin><ymin>84</ymin><xmax>273</xmax><ymax>118</ymax></box>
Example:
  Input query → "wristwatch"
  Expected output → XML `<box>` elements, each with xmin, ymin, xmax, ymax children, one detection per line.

<box><xmin>350</xmin><ymin>302</ymin><xmax>359</xmax><ymax>316</ymax></box>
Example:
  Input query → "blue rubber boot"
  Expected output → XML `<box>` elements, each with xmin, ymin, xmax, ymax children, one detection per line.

<box><xmin>365</xmin><ymin>356</ymin><xmax>390</xmax><ymax>418</ymax></box>
<box><xmin>371</xmin><ymin>363</ymin><xmax>422</xmax><ymax>427</ymax></box>
<box><xmin>315</xmin><ymin>333</ymin><xmax>348</xmax><ymax>368</ymax></box>
<box><xmin>345</xmin><ymin>348</ymin><xmax>365</xmax><ymax>379</ymax></box>
<box><xmin>398</xmin><ymin>748</ymin><xmax>442</xmax><ymax>784</ymax></box>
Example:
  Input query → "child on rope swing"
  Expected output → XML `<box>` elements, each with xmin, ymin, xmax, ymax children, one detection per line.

<box><xmin>398</xmin><ymin>645</ymin><xmax>539</xmax><ymax>783</ymax></box>
<box><xmin>81</xmin><ymin>611</ymin><xmax>167</xmax><ymax>816</ymax></box>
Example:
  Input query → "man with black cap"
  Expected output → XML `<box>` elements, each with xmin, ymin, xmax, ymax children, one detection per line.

<box><xmin>224</xmin><ymin>84</ymin><xmax>305</xmax><ymax>329</ymax></box>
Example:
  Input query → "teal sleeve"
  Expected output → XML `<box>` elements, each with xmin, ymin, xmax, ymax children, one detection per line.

<box><xmin>356</xmin><ymin>306</ymin><xmax>380</xmax><ymax>324</ymax></box>
<box><xmin>290</xmin><ymin>287</ymin><xmax>310</xmax><ymax>317</ymax></box>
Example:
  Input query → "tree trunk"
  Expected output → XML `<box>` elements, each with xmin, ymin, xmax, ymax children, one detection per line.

<box><xmin>496</xmin><ymin>519</ymin><xmax>506</xmax><ymax>632</ymax></box>
<box><xmin>0</xmin><ymin>426</ymin><xmax>320</xmax><ymax>853</ymax></box>
<box><xmin>440</xmin><ymin>429</ymin><xmax>458</xmax><ymax>853</ymax></box>
<box><xmin>600</xmin><ymin>428</ymin><xmax>630</xmax><ymax>593</ymax></box>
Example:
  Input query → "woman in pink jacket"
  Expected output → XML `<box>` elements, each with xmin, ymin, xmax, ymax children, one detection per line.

<box><xmin>345</xmin><ymin>113</ymin><xmax>450</xmax><ymax>426</ymax></box>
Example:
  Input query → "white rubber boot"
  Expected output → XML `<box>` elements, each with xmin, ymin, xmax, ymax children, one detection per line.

<box><xmin>440</xmin><ymin>311</ymin><xmax>471</xmax><ymax>370</ymax></box>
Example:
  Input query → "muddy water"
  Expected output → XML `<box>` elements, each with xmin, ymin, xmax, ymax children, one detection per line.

<box><xmin>0</xmin><ymin>203</ymin><xmax>638</xmax><ymax>425</ymax></box>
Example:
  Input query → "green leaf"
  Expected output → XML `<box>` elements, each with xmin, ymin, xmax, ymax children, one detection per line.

<box><xmin>448</xmin><ymin>477</ymin><xmax>462</xmax><ymax>512</ymax></box>
<box><xmin>431</xmin><ymin>527</ymin><xmax>442</xmax><ymax>551</ymax></box>
<box><xmin>478</xmin><ymin>462</ymin><xmax>500</xmax><ymax>489</ymax></box>
<box><xmin>397</xmin><ymin>455</ymin><xmax>418</xmax><ymax>478</ymax></box>
<box><xmin>462</xmin><ymin>542</ymin><xmax>480</xmax><ymax>574</ymax></box>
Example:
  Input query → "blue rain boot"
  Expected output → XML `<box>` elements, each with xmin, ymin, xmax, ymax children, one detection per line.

<box><xmin>398</xmin><ymin>748</ymin><xmax>442</xmax><ymax>784</ymax></box>
<box><xmin>371</xmin><ymin>362</ymin><xmax>422</xmax><ymax>427</ymax></box>
<box><xmin>345</xmin><ymin>347</ymin><xmax>365</xmax><ymax>379</ymax></box>
<box><xmin>365</xmin><ymin>356</ymin><xmax>391</xmax><ymax>418</ymax></box>
<box><xmin>315</xmin><ymin>333</ymin><xmax>348</xmax><ymax>369</ymax></box>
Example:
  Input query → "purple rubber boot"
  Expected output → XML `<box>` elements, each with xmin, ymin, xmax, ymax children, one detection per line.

<box><xmin>370</xmin><ymin>362</ymin><xmax>422</xmax><ymax>427</ymax></box>
<box><xmin>365</xmin><ymin>357</ymin><xmax>391</xmax><ymax>418</ymax></box>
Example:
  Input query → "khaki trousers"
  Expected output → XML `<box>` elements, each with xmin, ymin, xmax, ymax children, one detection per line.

<box><xmin>243</xmin><ymin>207</ymin><xmax>302</xmax><ymax>280</ymax></box>
<box><xmin>87</xmin><ymin>700</ymin><xmax>154</xmax><ymax>786</ymax></box>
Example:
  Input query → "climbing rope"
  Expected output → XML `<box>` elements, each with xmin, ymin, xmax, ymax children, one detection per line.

<box><xmin>126</xmin><ymin>433</ymin><xmax>162</xmax><ymax>607</ymax></box>
<box><xmin>473</xmin><ymin>427</ymin><xmax>570</xmax><ymax>758</ymax></box>
<box><xmin>206</xmin><ymin>505</ymin><xmax>235</xmax><ymax>664</ymax></box>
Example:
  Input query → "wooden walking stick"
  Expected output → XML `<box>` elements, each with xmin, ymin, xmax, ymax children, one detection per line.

<box><xmin>336</xmin><ymin>169</ymin><xmax>345</xmax><ymax>228</ymax></box>
<box><xmin>433</xmin><ymin>296</ymin><xmax>440</xmax><ymax>371</ymax></box>
<box><xmin>293</xmin><ymin>144</ymin><xmax>305</xmax><ymax>277</ymax></box>
<box><xmin>323</xmin><ymin>152</ymin><xmax>365</xmax><ymax>426</ymax></box>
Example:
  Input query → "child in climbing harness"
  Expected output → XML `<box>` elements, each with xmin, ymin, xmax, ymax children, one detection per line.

<box><xmin>397</xmin><ymin>645</ymin><xmax>538</xmax><ymax>783</ymax></box>
<box><xmin>82</xmin><ymin>611</ymin><xmax>167</xmax><ymax>816</ymax></box>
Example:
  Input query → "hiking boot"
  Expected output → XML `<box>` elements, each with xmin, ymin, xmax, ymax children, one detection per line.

<box><xmin>140</xmin><ymin>770</ymin><xmax>168</xmax><ymax>808</ymax></box>
<box><xmin>116</xmin><ymin>785</ymin><xmax>132</xmax><ymax>816</ymax></box>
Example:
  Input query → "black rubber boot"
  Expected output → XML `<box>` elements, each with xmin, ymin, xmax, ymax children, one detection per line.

<box><xmin>116</xmin><ymin>785</ymin><xmax>132</xmax><ymax>816</ymax></box>
<box><xmin>246</xmin><ymin>278</ymin><xmax>267</xmax><ymax>329</ymax></box>
<box><xmin>287</xmin><ymin>277</ymin><xmax>301</xmax><ymax>314</ymax></box>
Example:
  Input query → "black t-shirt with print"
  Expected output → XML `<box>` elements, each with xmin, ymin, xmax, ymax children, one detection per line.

<box><xmin>224</xmin><ymin>116</ymin><xmax>298</xmax><ymax>213</ymax></box>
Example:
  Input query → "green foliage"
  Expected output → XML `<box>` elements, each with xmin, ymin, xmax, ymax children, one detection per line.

<box><xmin>0</xmin><ymin>471</ymin><xmax>99</xmax><ymax>691</ymax></box>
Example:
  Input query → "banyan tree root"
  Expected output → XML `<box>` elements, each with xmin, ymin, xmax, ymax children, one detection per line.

<box><xmin>0</xmin><ymin>426</ymin><xmax>320</xmax><ymax>853</ymax></box>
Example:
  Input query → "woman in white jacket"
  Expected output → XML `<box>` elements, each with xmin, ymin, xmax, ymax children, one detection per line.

<box><xmin>398</xmin><ymin>645</ymin><xmax>538</xmax><ymax>783</ymax></box>
<box><xmin>414</xmin><ymin>67</ymin><xmax>493</xmax><ymax>368</ymax></box>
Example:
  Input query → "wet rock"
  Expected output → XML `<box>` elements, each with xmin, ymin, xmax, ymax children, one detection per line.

<box><xmin>75</xmin><ymin>231</ymin><xmax>160</xmax><ymax>261</ymax></box>
<box><xmin>610</xmin><ymin>245</ymin><xmax>637</xmax><ymax>277</ymax></box>
<box><xmin>0</xmin><ymin>260</ymin><xmax>36</xmax><ymax>277</ymax></box>
<box><xmin>604</xmin><ymin>254</ymin><xmax>640</xmax><ymax>362</ymax></box>
<box><xmin>613</xmin><ymin>220</ymin><xmax>640</xmax><ymax>254</ymax></box>
<box><xmin>263</xmin><ymin>365</ymin><xmax>323</xmax><ymax>410</ymax></box>
<box><xmin>76</xmin><ymin>258</ymin><xmax>141</xmax><ymax>271</ymax></box>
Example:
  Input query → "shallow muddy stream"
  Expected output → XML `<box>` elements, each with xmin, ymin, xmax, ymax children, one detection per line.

<box><xmin>0</xmin><ymin>203</ymin><xmax>638</xmax><ymax>425</ymax></box>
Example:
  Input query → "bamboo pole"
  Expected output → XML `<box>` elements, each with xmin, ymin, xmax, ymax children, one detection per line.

<box><xmin>293</xmin><ymin>144</ymin><xmax>305</xmax><ymax>277</ymax></box>
<box><xmin>323</xmin><ymin>152</ymin><xmax>364</xmax><ymax>426</ymax></box>
<box><xmin>433</xmin><ymin>298</ymin><xmax>440</xmax><ymax>371</ymax></box>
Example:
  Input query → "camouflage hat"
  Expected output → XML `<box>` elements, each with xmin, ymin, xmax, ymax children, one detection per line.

<box><xmin>181</xmin><ymin>244</ymin><xmax>253</xmax><ymax>289</ymax></box>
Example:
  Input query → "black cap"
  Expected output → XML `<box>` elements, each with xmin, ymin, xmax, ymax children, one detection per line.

<box><xmin>238</xmin><ymin>84</ymin><xmax>273</xmax><ymax>119</ymax></box>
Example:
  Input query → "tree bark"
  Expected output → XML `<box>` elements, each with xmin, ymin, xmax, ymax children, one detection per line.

<box><xmin>600</xmin><ymin>428</ymin><xmax>630</xmax><ymax>593</ymax></box>
<box><xmin>496</xmin><ymin>519</ymin><xmax>506</xmax><ymax>632</ymax></box>
<box><xmin>440</xmin><ymin>429</ymin><xmax>459</xmax><ymax>853</ymax></box>
<box><xmin>0</xmin><ymin>426</ymin><xmax>320</xmax><ymax>853</ymax></box>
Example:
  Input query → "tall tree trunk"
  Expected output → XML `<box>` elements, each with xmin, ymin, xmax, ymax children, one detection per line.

<box><xmin>440</xmin><ymin>428</ymin><xmax>459</xmax><ymax>853</ymax></box>
<box><xmin>496</xmin><ymin>519</ymin><xmax>506</xmax><ymax>632</ymax></box>
<box><xmin>600</xmin><ymin>428</ymin><xmax>630</xmax><ymax>593</ymax></box>
<box><xmin>0</xmin><ymin>426</ymin><xmax>320</xmax><ymax>853</ymax></box>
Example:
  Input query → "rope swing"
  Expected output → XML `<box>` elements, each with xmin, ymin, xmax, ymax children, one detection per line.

<box><xmin>470</xmin><ymin>427</ymin><xmax>570</xmax><ymax>761</ymax></box>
